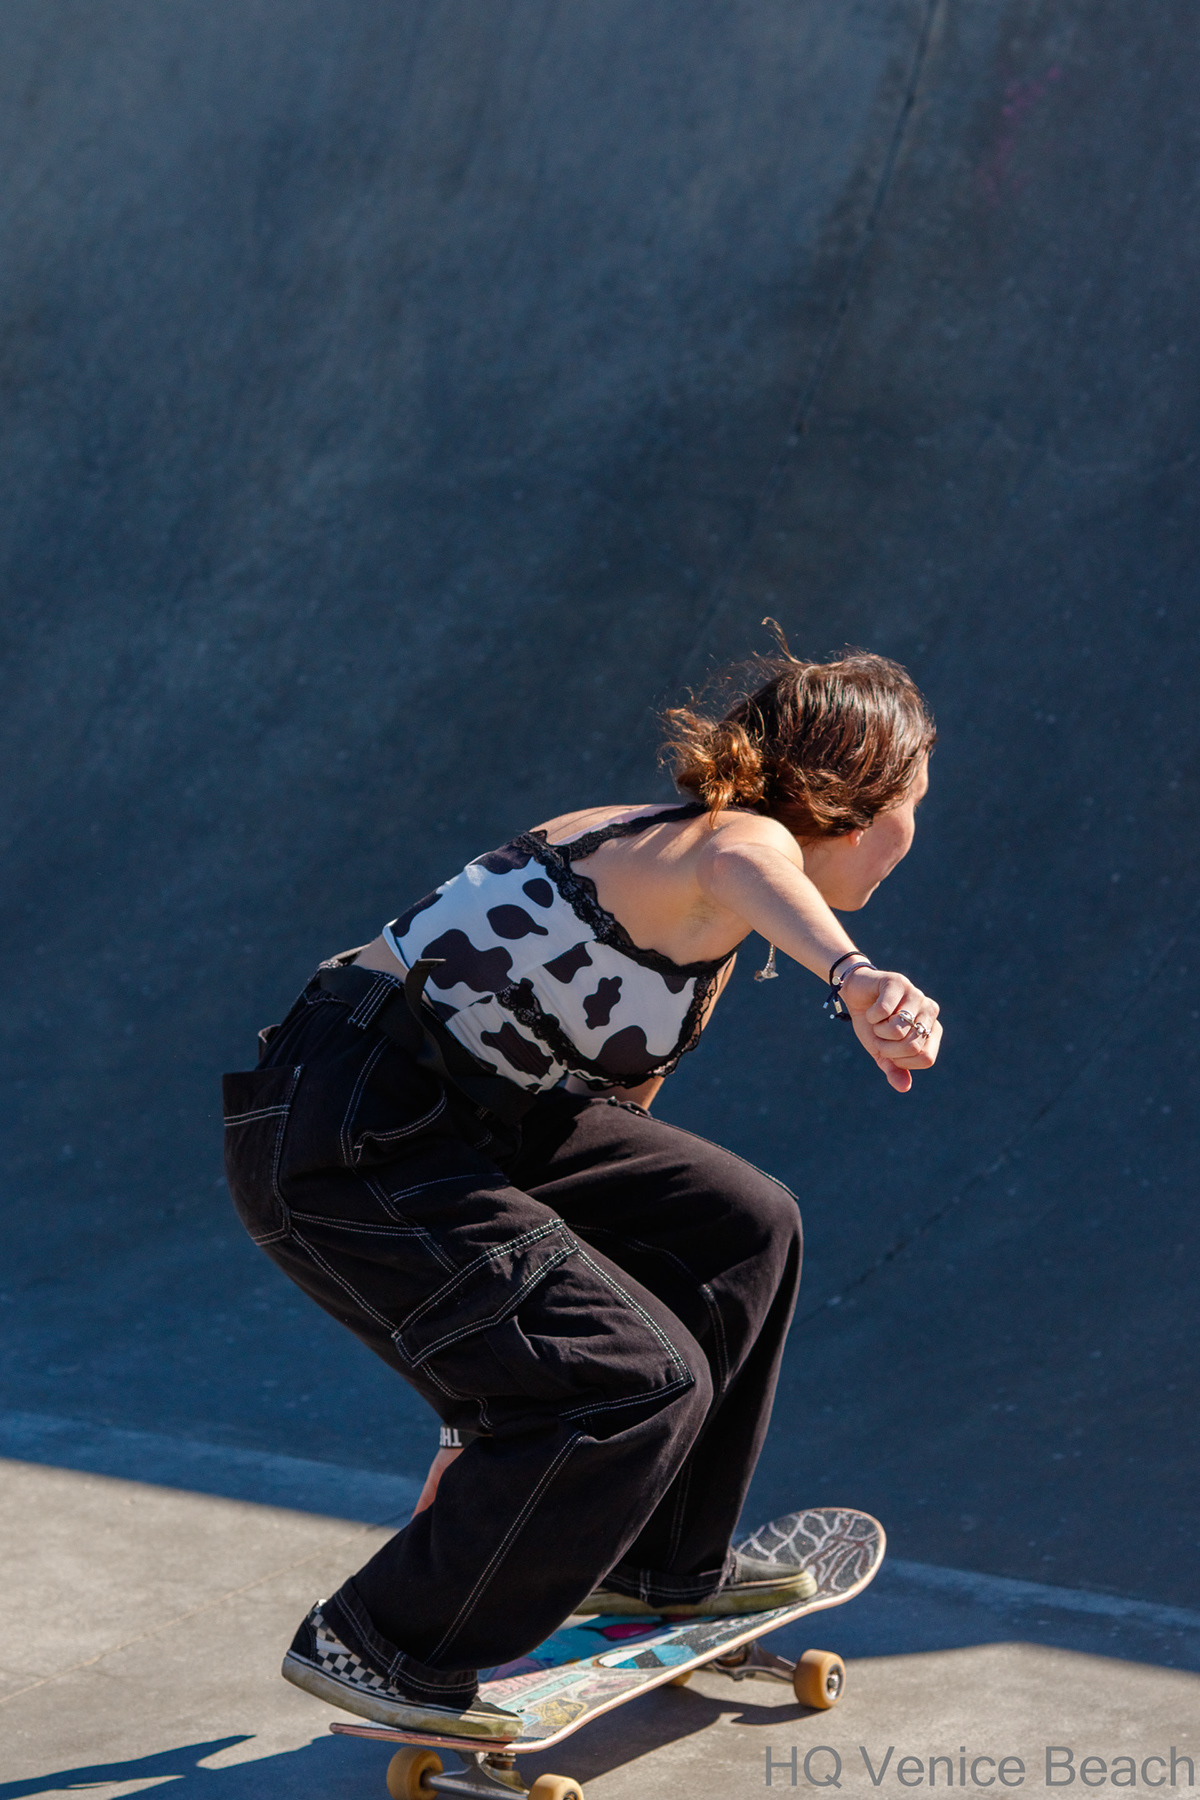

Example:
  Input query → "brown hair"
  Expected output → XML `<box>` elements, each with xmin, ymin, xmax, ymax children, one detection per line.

<box><xmin>662</xmin><ymin>624</ymin><xmax>935</xmax><ymax>837</ymax></box>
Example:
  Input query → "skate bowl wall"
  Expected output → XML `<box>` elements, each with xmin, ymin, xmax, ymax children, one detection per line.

<box><xmin>1</xmin><ymin>2</ymin><xmax>1197</xmax><ymax>1603</ymax></box>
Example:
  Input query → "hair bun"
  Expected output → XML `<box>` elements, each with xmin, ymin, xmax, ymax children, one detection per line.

<box><xmin>661</xmin><ymin>637</ymin><xmax>935</xmax><ymax>833</ymax></box>
<box><xmin>661</xmin><ymin>710</ymin><xmax>766</xmax><ymax>816</ymax></box>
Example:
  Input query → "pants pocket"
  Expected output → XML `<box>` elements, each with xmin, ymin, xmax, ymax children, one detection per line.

<box><xmin>222</xmin><ymin>1064</ymin><xmax>302</xmax><ymax>1244</ymax></box>
<box><xmin>394</xmin><ymin>1225</ymin><xmax>695</xmax><ymax>1429</ymax></box>
<box><xmin>389</xmin><ymin>1219</ymin><xmax>586</xmax><ymax>1413</ymax></box>
<box><xmin>395</xmin><ymin>1220</ymin><xmax>574</xmax><ymax>1364</ymax></box>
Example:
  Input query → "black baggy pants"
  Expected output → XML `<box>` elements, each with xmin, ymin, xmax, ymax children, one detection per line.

<box><xmin>223</xmin><ymin>974</ymin><xmax>802</xmax><ymax>1708</ymax></box>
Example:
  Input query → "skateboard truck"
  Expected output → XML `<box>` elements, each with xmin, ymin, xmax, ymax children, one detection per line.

<box><xmin>403</xmin><ymin>1748</ymin><xmax>524</xmax><ymax>1797</ymax></box>
<box><xmin>713</xmin><ymin>1641</ymin><xmax>846</xmax><ymax>1706</ymax></box>
<box><xmin>384</xmin><ymin>1746</ymin><xmax>583</xmax><ymax>1800</ymax></box>
<box><xmin>713</xmin><ymin>1640</ymin><xmax>798</xmax><ymax>1684</ymax></box>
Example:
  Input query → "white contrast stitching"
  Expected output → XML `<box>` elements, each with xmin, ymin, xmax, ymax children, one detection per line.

<box><xmin>349</xmin><ymin>972</ymin><xmax>402</xmax><ymax>1029</ymax></box>
<box><xmin>223</xmin><ymin>1104</ymin><xmax>288</xmax><ymax>1127</ymax></box>
<box><xmin>585</xmin><ymin>1227</ymin><xmax>731</xmax><ymax>1394</ymax></box>
<box><xmin>270</xmin><ymin>1068</ymin><xmax>302</xmax><ymax>1206</ymax></box>
<box><xmin>382</xmin><ymin>1172</ymin><xmax>503</xmax><ymax>1208</ymax></box>
<box><xmin>388</xmin><ymin>1659</ymin><xmax>477</xmax><ymax>1696</ymax></box>
<box><xmin>572</xmin><ymin>1246</ymin><xmax>692</xmax><ymax>1382</ymax></box>
<box><xmin>399</xmin><ymin>1245</ymin><xmax>575</xmax><ymax>1365</ymax></box>
<box><xmin>558</xmin><ymin>1373</ymin><xmax>693</xmax><ymax>1420</ymax></box>
<box><xmin>287</xmin><ymin>1212</ymin><xmax>427</xmax><ymax>1236</ymax></box>
<box><xmin>290</xmin><ymin>1229</ymin><xmax>396</xmax><ymax>1333</ymax></box>
<box><xmin>339</xmin><ymin>1035</ymin><xmax>390</xmax><ymax>1167</ymax></box>
<box><xmin>427</xmin><ymin>1431</ymin><xmax>584</xmax><ymax>1665</ymax></box>
<box><xmin>362</xmin><ymin>1177</ymin><xmax>458</xmax><ymax>1272</ymax></box>
<box><xmin>352</xmin><ymin>1090</ymin><xmax>447</xmax><ymax>1151</ymax></box>
<box><xmin>396</xmin><ymin>1221</ymin><xmax>570</xmax><ymax>1339</ymax></box>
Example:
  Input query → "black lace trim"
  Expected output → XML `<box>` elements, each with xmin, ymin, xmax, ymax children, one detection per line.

<box><xmin>546</xmin><ymin>802</ymin><xmax>707</xmax><ymax>862</ymax></box>
<box><xmin>669</xmin><ymin>968</ymin><xmax>721</xmax><ymax>1069</ymax></box>
<box><xmin>495</xmin><ymin>973</ymin><xmax>717</xmax><ymax>1088</ymax></box>
<box><xmin>514</xmin><ymin>804</ymin><xmax>733</xmax><ymax>983</ymax></box>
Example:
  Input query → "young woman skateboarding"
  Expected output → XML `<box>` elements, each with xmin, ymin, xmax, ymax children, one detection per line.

<box><xmin>223</xmin><ymin>638</ymin><xmax>940</xmax><ymax>1741</ymax></box>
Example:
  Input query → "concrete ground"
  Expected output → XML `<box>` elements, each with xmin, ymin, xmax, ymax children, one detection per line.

<box><xmin>4</xmin><ymin>1430</ymin><xmax>1198</xmax><ymax>1800</ymax></box>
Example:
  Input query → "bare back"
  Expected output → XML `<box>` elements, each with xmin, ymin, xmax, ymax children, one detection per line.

<box><xmin>535</xmin><ymin>801</ymin><xmax>800</xmax><ymax>967</ymax></box>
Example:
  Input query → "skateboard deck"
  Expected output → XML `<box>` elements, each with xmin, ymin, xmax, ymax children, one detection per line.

<box><xmin>331</xmin><ymin>1506</ymin><xmax>884</xmax><ymax>1792</ymax></box>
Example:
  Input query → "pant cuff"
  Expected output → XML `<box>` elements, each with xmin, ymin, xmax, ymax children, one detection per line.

<box><xmin>325</xmin><ymin>1581</ymin><xmax>479</xmax><ymax>1709</ymax></box>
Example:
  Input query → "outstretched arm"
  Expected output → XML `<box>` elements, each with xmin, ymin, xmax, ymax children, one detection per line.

<box><xmin>695</xmin><ymin>830</ymin><xmax>941</xmax><ymax>1092</ymax></box>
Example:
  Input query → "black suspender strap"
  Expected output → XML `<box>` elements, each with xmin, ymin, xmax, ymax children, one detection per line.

<box><xmin>316</xmin><ymin>955</ymin><xmax>538</xmax><ymax>1128</ymax></box>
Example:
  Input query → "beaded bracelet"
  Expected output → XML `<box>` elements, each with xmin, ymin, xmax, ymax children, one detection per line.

<box><xmin>823</xmin><ymin>951</ymin><xmax>875</xmax><ymax>1021</ymax></box>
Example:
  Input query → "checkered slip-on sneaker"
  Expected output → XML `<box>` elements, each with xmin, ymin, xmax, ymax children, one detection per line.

<box><xmin>282</xmin><ymin>1603</ymin><xmax>521</xmax><ymax>1740</ymax></box>
<box><xmin>582</xmin><ymin>1540</ymin><xmax>818</xmax><ymax>1618</ymax></box>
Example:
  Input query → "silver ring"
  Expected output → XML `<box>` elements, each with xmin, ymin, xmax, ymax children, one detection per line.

<box><xmin>912</xmin><ymin>1021</ymin><xmax>930</xmax><ymax>1041</ymax></box>
<box><xmin>896</xmin><ymin>1009</ymin><xmax>915</xmax><ymax>1028</ymax></box>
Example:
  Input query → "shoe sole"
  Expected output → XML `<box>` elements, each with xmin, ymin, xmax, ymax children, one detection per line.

<box><xmin>281</xmin><ymin>1652</ymin><xmax>519</xmax><ymax>1739</ymax></box>
<box><xmin>661</xmin><ymin>1574</ymin><xmax>817</xmax><ymax>1616</ymax></box>
<box><xmin>585</xmin><ymin>1568</ymin><xmax>818</xmax><ymax>1618</ymax></box>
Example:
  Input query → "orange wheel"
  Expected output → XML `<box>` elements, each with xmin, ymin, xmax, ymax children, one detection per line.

<box><xmin>793</xmin><ymin>1649</ymin><xmax>846</xmax><ymax>1710</ymax></box>
<box><xmin>667</xmin><ymin>1669</ymin><xmax>693</xmax><ymax>1687</ymax></box>
<box><xmin>528</xmin><ymin>1777</ymin><xmax>586</xmax><ymax>1800</ymax></box>
<box><xmin>386</xmin><ymin>1746</ymin><xmax>442</xmax><ymax>1799</ymax></box>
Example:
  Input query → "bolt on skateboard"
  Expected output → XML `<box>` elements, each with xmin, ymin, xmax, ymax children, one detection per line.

<box><xmin>330</xmin><ymin>1506</ymin><xmax>885</xmax><ymax>1800</ymax></box>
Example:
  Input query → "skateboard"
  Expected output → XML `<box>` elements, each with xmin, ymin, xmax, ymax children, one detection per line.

<box><xmin>330</xmin><ymin>1506</ymin><xmax>885</xmax><ymax>1800</ymax></box>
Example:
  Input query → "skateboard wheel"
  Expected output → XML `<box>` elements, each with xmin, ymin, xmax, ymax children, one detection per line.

<box><xmin>528</xmin><ymin>1776</ymin><xmax>585</xmax><ymax>1800</ymax></box>
<box><xmin>794</xmin><ymin>1649</ymin><xmax>845</xmax><ymax>1710</ymax></box>
<box><xmin>667</xmin><ymin>1671</ymin><xmax>693</xmax><ymax>1687</ymax></box>
<box><xmin>386</xmin><ymin>1746</ymin><xmax>443</xmax><ymax>1799</ymax></box>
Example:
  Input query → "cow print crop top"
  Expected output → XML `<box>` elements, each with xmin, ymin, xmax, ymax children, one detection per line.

<box><xmin>384</xmin><ymin>803</ymin><xmax>736</xmax><ymax>1096</ymax></box>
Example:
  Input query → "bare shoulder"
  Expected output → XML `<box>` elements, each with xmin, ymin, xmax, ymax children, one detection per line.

<box><xmin>698</xmin><ymin>810</ymin><xmax>802</xmax><ymax>860</ymax></box>
<box><xmin>680</xmin><ymin>811</ymin><xmax>804</xmax><ymax>927</ymax></box>
<box><xmin>535</xmin><ymin>802</ymin><xmax>799</xmax><ymax>862</ymax></box>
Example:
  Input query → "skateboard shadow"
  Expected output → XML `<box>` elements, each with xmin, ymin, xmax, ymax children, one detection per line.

<box><xmin>513</xmin><ymin>1674</ymin><xmax>827</xmax><ymax>1789</ymax></box>
<box><xmin>0</xmin><ymin>1739</ymin><xmax>251</xmax><ymax>1800</ymax></box>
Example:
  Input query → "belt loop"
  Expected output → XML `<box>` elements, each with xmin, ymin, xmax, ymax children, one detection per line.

<box><xmin>348</xmin><ymin>973</ymin><xmax>400</xmax><ymax>1030</ymax></box>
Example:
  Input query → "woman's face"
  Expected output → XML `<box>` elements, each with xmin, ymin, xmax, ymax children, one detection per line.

<box><xmin>801</xmin><ymin>756</ymin><xmax>929</xmax><ymax>911</ymax></box>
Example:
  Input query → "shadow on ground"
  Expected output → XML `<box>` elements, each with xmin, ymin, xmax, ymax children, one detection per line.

<box><xmin>0</xmin><ymin>1737</ymin><xmax>378</xmax><ymax>1800</ymax></box>
<box><xmin>9</xmin><ymin>1575</ymin><xmax>1200</xmax><ymax>1800</ymax></box>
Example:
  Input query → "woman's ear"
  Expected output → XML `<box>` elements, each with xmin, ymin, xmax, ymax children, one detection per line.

<box><xmin>847</xmin><ymin>828</ymin><xmax>865</xmax><ymax>847</ymax></box>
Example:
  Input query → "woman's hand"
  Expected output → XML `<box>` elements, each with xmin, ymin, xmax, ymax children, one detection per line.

<box><xmin>836</xmin><ymin>965</ymin><xmax>941</xmax><ymax>1093</ymax></box>
<box><xmin>411</xmin><ymin>1445</ymin><xmax>463</xmax><ymax>1518</ymax></box>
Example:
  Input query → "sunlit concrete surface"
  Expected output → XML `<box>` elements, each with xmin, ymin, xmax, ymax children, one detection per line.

<box><xmin>0</xmin><ymin>1455</ymin><xmax>399</xmax><ymax>1794</ymax></box>
<box><xmin>3</xmin><ymin>1454</ymin><xmax>1197</xmax><ymax>1800</ymax></box>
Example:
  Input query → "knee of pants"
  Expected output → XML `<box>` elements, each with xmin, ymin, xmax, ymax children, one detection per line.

<box><xmin>711</xmin><ymin>1160</ymin><xmax>804</xmax><ymax>1285</ymax></box>
<box><xmin>757</xmin><ymin>1181</ymin><xmax>803</xmax><ymax>1281</ymax></box>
